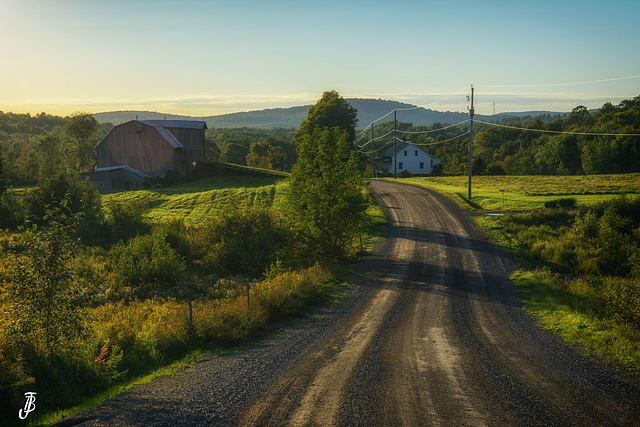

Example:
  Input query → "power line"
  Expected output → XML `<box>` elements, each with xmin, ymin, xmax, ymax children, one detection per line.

<box><xmin>477</xmin><ymin>74</ymin><xmax>640</xmax><ymax>88</ymax></box>
<box><xmin>392</xmin><ymin>131</ymin><xmax>471</xmax><ymax>146</ymax></box>
<box><xmin>474</xmin><ymin>120</ymin><xmax>640</xmax><ymax>137</ymax></box>
<box><xmin>354</xmin><ymin>87</ymin><xmax>470</xmax><ymax>139</ymax></box>
<box><xmin>395</xmin><ymin>120</ymin><xmax>470</xmax><ymax>135</ymax></box>
<box><xmin>356</xmin><ymin>129</ymin><xmax>395</xmax><ymax>149</ymax></box>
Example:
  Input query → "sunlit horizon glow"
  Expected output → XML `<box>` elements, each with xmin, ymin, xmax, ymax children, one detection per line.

<box><xmin>1</xmin><ymin>0</ymin><xmax>639</xmax><ymax>118</ymax></box>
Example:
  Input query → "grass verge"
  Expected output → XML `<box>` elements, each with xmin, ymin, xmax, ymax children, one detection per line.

<box><xmin>27</xmin><ymin>349</ymin><xmax>208</xmax><ymax>426</ymax></box>
<box><xmin>512</xmin><ymin>270</ymin><xmax>640</xmax><ymax>370</ymax></box>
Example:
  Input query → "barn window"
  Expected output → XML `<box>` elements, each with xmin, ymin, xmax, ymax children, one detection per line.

<box><xmin>420</xmin><ymin>162</ymin><xmax>424</xmax><ymax>169</ymax></box>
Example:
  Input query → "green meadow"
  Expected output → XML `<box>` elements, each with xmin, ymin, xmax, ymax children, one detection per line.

<box><xmin>391</xmin><ymin>173</ymin><xmax>640</xmax><ymax>211</ymax></box>
<box><xmin>102</xmin><ymin>175</ymin><xmax>289</xmax><ymax>224</ymax></box>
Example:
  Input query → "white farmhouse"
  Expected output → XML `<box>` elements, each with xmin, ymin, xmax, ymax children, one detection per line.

<box><xmin>378</xmin><ymin>141</ymin><xmax>441</xmax><ymax>175</ymax></box>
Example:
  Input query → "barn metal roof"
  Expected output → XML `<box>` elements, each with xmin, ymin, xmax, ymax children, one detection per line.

<box><xmin>142</xmin><ymin>120</ymin><xmax>207</xmax><ymax>130</ymax></box>
<box><xmin>95</xmin><ymin>165</ymin><xmax>150</xmax><ymax>178</ymax></box>
<box><xmin>145</xmin><ymin>122</ymin><xmax>184</xmax><ymax>149</ymax></box>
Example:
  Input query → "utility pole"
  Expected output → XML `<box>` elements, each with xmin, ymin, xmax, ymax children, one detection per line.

<box><xmin>394</xmin><ymin>110</ymin><xmax>397</xmax><ymax>179</ymax></box>
<box><xmin>468</xmin><ymin>85</ymin><xmax>475</xmax><ymax>200</ymax></box>
<box><xmin>371</xmin><ymin>122</ymin><xmax>375</xmax><ymax>178</ymax></box>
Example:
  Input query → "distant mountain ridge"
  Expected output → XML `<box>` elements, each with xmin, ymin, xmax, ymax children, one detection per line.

<box><xmin>93</xmin><ymin>99</ymin><xmax>564</xmax><ymax>129</ymax></box>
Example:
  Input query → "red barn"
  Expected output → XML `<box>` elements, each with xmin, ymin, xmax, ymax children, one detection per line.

<box><xmin>95</xmin><ymin>119</ymin><xmax>207</xmax><ymax>179</ymax></box>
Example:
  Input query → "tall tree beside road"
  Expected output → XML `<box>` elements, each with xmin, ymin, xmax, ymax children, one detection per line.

<box><xmin>287</xmin><ymin>91</ymin><xmax>367</xmax><ymax>262</ymax></box>
<box><xmin>295</xmin><ymin>90</ymin><xmax>358</xmax><ymax>143</ymax></box>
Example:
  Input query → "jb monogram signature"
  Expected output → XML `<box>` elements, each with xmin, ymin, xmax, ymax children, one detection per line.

<box><xmin>18</xmin><ymin>392</ymin><xmax>37</xmax><ymax>420</ymax></box>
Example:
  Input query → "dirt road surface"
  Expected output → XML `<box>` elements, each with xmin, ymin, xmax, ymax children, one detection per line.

<box><xmin>60</xmin><ymin>180</ymin><xmax>640</xmax><ymax>426</ymax></box>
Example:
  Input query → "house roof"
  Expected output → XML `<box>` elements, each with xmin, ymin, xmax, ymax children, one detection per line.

<box><xmin>381</xmin><ymin>141</ymin><xmax>439</xmax><ymax>160</ymax></box>
<box><xmin>141</xmin><ymin>120</ymin><xmax>207</xmax><ymax>130</ymax></box>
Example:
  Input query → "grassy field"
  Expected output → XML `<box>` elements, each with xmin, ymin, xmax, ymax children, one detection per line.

<box><xmin>103</xmin><ymin>175</ymin><xmax>288</xmax><ymax>224</ymax></box>
<box><xmin>390</xmin><ymin>174</ymin><xmax>640</xmax><ymax>211</ymax></box>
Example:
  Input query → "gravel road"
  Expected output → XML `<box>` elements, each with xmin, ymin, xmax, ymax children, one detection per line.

<box><xmin>59</xmin><ymin>180</ymin><xmax>640</xmax><ymax>426</ymax></box>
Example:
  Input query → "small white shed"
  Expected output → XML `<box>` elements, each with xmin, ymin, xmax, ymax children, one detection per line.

<box><xmin>379</xmin><ymin>141</ymin><xmax>441</xmax><ymax>175</ymax></box>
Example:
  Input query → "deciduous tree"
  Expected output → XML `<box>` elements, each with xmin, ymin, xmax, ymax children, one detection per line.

<box><xmin>287</xmin><ymin>91</ymin><xmax>367</xmax><ymax>262</ymax></box>
<box><xmin>64</xmin><ymin>112</ymin><xmax>99</xmax><ymax>172</ymax></box>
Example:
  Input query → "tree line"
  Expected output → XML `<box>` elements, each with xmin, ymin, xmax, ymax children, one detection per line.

<box><xmin>205</xmin><ymin>127</ymin><xmax>297</xmax><ymax>171</ymax></box>
<box><xmin>0</xmin><ymin>112</ymin><xmax>112</xmax><ymax>185</ymax></box>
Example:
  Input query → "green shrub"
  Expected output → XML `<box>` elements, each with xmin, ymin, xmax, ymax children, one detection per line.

<box><xmin>153</xmin><ymin>217</ymin><xmax>193</xmax><ymax>264</ymax></box>
<box><xmin>3</xmin><ymin>203</ymin><xmax>84</xmax><ymax>355</ymax></box>
<box><xmin>0</xmin><ymin>190</ymin><xmax>25</xmax><ymax>229</ymax></box>
<box><xmin>558</xmin><ymin>197</ymin><xmax>577</xmax><ymax>208</ymax></box>
<box><xmin>105</xmin><ymin>233</ymin><xmax>186</xmax><ymax>295</ymax></box>
<box><xmin>103</xmin><ymin>200</ymin><xmax>151</xmax><ymax>245</ymax></box>
<box><xmin>192</xmin><ymin>207</ymin><xmax>288</xmax><ymax>276</ymax></box>
<box><xmin>23</xmin><ymin>172</ymin><xmax>101</xmax><ymax>225</ymax></box>
<box><xmin>572</xmin><ymin>210</ymin><xmax>599</xmax><ymax>241</ymax></box>
<box><xmin>486</xmin><ymin>162</ymin><xmax>507</xmax><ymax>175</ymax></box>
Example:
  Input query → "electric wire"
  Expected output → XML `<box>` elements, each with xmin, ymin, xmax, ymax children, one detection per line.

<box><xmin>355</xmin><ymin>129</ymin><xmax>395</xmax><ymax>149</ymax></box>
<box><xmin>354</xmin><ymin>86</ymin><xmax>471</xmax><ymax>139</ymax></box>
<box><xmin>395</xmin><ymin>120</ymin><xmax>470</xmax><ymax>135</ymax></box>
<box><xmin>474</xmin><ymin>120</ymin><xmax>640</xmax><ymax>137</ymax></box>
<box><xmin>391</xmin><ymin>131</ymin><xmax>471</xmax><ymax>146</ymax></box>
<box><xmin>477</xmin><ymin>75</ymin><xmax>640</xmax><ymax>88</ymax></box>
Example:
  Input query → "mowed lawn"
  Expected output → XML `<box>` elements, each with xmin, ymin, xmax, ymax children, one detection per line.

<box><xmin>388</xmin><ymin>173</ymin><xmax>640</xmax><ymax>211</ymax></box>
<box><xmin>103</xmin><ymin>175</ymin><xmax>288</xmax><ymax>224</ymax></box>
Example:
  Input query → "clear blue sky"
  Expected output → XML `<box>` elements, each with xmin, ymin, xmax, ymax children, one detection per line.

<box><xmin>1</xmin><ymin>0</ymin><xmax>639</xmax><ymax>116</ymax></box>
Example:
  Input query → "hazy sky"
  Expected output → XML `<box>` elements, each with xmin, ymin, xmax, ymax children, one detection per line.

<box><xmin>1</xmin><ymin>0</ymin><xmax>639</xmax><ymax>117</ymax></box>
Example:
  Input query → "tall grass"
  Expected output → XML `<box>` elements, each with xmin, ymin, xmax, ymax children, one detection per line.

<box><xmin>0</xmin><ymin>265</ymin><xmax>336</xmax><ymax>425</ymax></box>
<box><xmin>477</xmin><ymin>195</ymin><xmax>640</xmax><ymax>369</ymax></box>
<box><xmin>513</xmin><ymin>271</ymin><xmax>640</xmax><ymax>368</ymax></box>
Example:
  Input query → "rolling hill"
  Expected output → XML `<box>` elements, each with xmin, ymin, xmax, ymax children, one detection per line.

<box><xmin>93</xmin><ymin>99</ymin><xmax>563</xmax><ymax>130</ymax></box>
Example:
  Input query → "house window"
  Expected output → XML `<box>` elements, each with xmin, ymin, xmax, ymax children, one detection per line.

<box><xmin>420</xmin><ymin>162</ymin><xmax>424</xmax><ymax>169</ymax></box>
<box><xmin>415</xmin><ymin>150</ymin><xmax>418</xmax><ymax>156</ymax></box>
<box><xmin>398</xmin><ymin>162</ymin><xmax>403</xmax><ymax>169</ymax></box>
<box><xmin>403</xmin><ymin>150</ymin><xmax>408</xmax><ymax>156</ymax></box>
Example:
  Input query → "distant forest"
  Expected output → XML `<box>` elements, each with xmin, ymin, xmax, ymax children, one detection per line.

<box><xmin>1</xmin><ymin>96</ymin><xmax>638</xmax><ymax>187</ymax></box>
